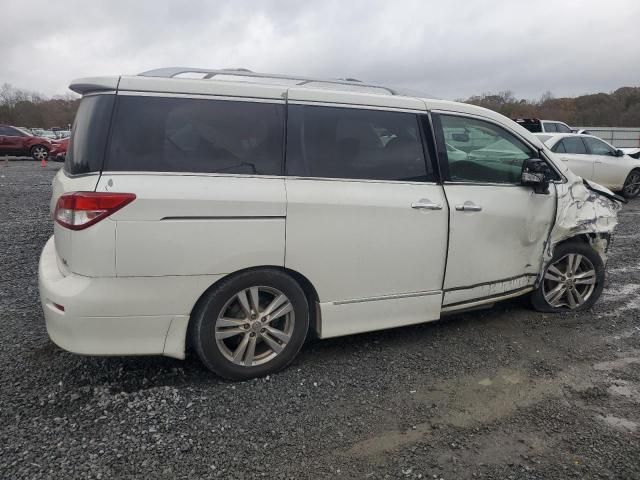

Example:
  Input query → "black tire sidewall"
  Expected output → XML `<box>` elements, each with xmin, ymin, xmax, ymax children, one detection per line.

<box><xmin>622</xmin><ymin>169</ymin><xmax>640</xmax><ymax>199</ymax></box>
<box><xmin>193</xmin><ymin>269</ymin><xmax>309</xmax><ymax>380</ymax></box>
<box><xmin>531</xmin><ymin>241</ymin><xmax>605</xmax><ymax>313</ymax></box>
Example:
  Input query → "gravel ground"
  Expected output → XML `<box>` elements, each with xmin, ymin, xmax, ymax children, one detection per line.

<box><xmin>1</xmin><ymin>161</ymin><xmax>639</xmax><ymax>479</ymax></box>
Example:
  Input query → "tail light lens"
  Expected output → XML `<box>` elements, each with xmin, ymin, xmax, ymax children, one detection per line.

<box><xmin>55</xmin><ymin>192</ymin><xmax>136</xmax><ymax>230</ymax></box>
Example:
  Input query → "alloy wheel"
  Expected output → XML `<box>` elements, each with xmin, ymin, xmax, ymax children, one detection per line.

<box><xmin>32</xmin><ymin>146</ymin><xmax>48</xmax><ymax>160</ymax></box>
<box><xmin>542</xmin><ymin>253</ymin><xmax>597</xmax><ymax>309</ymax></box>
<box><xmin>624</xmin><ymin>171</ymin><xmax>640</xmax><ymax>197</ymax></box>
<box><xmin>214</xmin><ymin>286</ymin><xmax>294</xmax><ymax>367</ymax></box>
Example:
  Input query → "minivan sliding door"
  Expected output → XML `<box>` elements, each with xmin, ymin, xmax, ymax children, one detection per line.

<box><xmin>284</xmin><ymin>99</ymin><xmax>449</xmax><ymax>338</ymax></box>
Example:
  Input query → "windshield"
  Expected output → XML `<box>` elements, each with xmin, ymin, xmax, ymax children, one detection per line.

<box><xmin>15</xmin><ymin>127</ymin><xmax>33</xmax><ymax>136</ymax></box>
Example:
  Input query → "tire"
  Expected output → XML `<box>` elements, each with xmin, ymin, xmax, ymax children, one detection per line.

<box><xmin>30</xmin><ymin>145</ymin><xmax>49</xmax><ymax>161</ymax></box>
<box><xmin>531</xmin><ymin>241</ymin><xmax>605</xmax><ymax>313</ymax></box>
<box><xmin>622</xmin><ymin>169</ymin><xmax>640</xmax><ymax>199</ymax></box>
<box><xmin>192</xmin><ymin>269</ymin><xmax>309</xmax><ymax>380</ymax></box>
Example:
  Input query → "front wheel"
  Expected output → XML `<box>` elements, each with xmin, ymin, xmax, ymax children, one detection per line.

<box><xmin>531</xmin><ymin>241</ymin><xmax>605</xmax><ymax>313</ymax></box>
<box><xmin>30</xmin><ymin>145</ymin><xmax>49</xmax><ymax>161</ymax></box>
<box><xmin>622</xmin><ymin>169</ymin><xmax>640</xmax><ymax>199</ymax></box>
<box><xmin>192</xmin><ymin>269</ymin><xmax>309</xmax><ymax>380</ymax></box>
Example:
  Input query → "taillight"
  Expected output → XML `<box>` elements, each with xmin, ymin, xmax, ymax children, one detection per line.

<box><xmin>54</xmin><ymin>192</ymin><xmax>136</xmax><ymax>230</ymax></box>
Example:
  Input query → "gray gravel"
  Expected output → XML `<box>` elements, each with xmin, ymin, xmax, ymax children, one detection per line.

<box><xmin>1</xmin><ymin>160</ymin><xmax>639</xmax><ymax>479</ymax></box>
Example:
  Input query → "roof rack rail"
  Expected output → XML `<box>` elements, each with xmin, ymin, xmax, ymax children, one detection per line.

<box><xmin>138</xmin><ymin>67</ymin><xmax>399</xmax><ymax>95</ymax></box>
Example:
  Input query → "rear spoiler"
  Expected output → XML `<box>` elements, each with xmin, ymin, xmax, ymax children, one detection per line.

<box><xmin>69</xmin><ymin>76</ymin><xmax>120</xmax><ymax>95</ymax></box>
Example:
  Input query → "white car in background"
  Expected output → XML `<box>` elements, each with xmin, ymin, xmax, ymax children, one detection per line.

<box><xmin>31</xmin><ymin>128</ymin><xmax>57</xmax><ymax>140</ymax></box>
<box><xmin>536</xmin><ymin>133</ymin><xmax>640</xmax><ymax>199</ymax></box>
<box><xmin>621</xmin><ymin>148</ymin><xmax>640</xmax><ymax>160</ymax></box>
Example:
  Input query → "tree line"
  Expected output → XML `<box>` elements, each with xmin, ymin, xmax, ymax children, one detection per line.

<box><xmin>0</xmin><ymin>83</ymin><xmax>79</xmax><ymax>129</ymax></box>
<box><xmin>463</xmin><ymin>87</ymin><xmax>640</xmax><ymax>127</ymax></box>
<box><xmin>1</xmin><ymin>82</ymin><xmax>639</xmax><ymax>129</ymax></box>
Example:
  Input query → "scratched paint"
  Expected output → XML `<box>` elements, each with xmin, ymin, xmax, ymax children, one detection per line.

<box><xmin>538</xmin><ymin>159</ymin><xmax>622</xmax><ymax>287</ymax></box>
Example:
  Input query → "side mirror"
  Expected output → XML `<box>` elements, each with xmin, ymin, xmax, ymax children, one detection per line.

<box><xmin>615</xmin><ymin>149</ymin><xmax>625</xmax><ymax>157</ymax></box>
<box><xmin>521</xmin><ymin>158</ymin><xmax>551</xmax><ymax>194</ymax></box>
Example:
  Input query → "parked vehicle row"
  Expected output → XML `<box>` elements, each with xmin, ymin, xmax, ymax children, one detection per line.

<box><xmin>38</xmin><ymin>68</ymin><xmax>622</xmax><ymax>380</ymax></box>
<box><xmin>0</xmin><ymin>125</ymin><xmax>52</xmax><ymax>160</ymax></box>
<box><xmin>0</xmin><ymin>125</ymin><xmax>70</xmax><ymax>161</ymax></box>
<box><xmin>536</xmin><ymin>133</ymin><xmax>640</xmax><ymax>198</ymax></box>
<box><xmin>31</xmin><ymin>128</ymin><xmax>71</xmax><ymax>139</ymax></box>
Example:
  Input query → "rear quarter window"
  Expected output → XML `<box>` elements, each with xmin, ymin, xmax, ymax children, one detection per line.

<box><xmin>65</xmin><ymin>94</ymin><xmax>115</xmax><ymax>175</ymax></box>
<box><xmin>106</xmin><ymin>96</ymin><xmax>285</xmax><ymax>175</ymax></box>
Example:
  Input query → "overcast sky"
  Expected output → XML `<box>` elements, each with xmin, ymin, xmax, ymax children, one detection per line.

<box><xmin>2</xmin><ymin>0</ymin><xmax>639</xmax><ymax>100</ymax></box>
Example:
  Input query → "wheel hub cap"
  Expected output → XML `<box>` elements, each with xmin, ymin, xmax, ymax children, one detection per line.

<box><xmin>214</xmin><ymin>286</ymin><xmax>295</xmax><ymax>367</ymax></box>
<box><xmin>542</xmin><ymin>253</ymin><xmax>596</xmax><ymax>309</ymax></box>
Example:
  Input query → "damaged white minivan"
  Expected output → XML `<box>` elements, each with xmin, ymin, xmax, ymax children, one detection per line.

<box><xmin>39</xmin><ymin>68</ymin><xmax>623</xmax><ymax>379</ymax></box>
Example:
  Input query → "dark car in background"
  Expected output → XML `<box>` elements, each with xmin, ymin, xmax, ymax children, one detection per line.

<box><xmin>513</xmin><ymin>118</ymin><xmax>572</xmax><ymax>133</ymax></box>
<box><xmin>0</xmin><ymin>125</ymin><xmax>52</xmax><ymax>160</ymax></box>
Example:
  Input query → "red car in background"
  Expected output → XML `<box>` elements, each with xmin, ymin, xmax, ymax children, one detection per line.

<box><xmin>49</xmin><ymin>137</ymin><xmax>69</xmax><ymax>162</ymax></box>
<box><xmin>0</xmin><ymin>125</ymin><xmax>52</xmax><ymax>160</ymax></box>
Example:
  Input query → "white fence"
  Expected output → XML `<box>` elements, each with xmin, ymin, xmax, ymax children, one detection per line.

<box><xmin>576</xmin><ymin>127</ymin><xmax>640</xmax><ymax>148</ymax></box>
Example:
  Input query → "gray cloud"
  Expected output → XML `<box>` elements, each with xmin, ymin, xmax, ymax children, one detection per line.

<box><xmin>1</xmin><ymin>0</ymin><xmax>639</xmax><ymax>100</ymax></box>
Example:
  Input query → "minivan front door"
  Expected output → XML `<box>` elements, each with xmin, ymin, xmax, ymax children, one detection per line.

<box><xmin>433</xmin><ymin>112</ymin><xmax>556</xmax><ymax>309</ymax></box>
<box><xmin>284</xmin><ymin>98</ymin><xmax>449</xmax><ymax>338</ymax></box>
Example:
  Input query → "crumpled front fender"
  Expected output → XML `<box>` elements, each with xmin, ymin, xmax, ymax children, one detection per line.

<box><xmin>543</xmin><ymin>176</ymin><xmax>621</xmax><ymax>271</ymax></box>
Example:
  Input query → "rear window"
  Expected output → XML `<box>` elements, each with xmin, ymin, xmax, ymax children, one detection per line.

<box><xmin>105</xmin><ymin>96</ymin><xmax>284</xmax><ymax>175</ymax></box>
<box><xmin>65</xmin><ymin>94</ymin><xmax>115</xmax><ymax>175</ymax></box>
<box><xmin>562</xmin><ymin>137</ymin><xmax>588</xmax><ymax>154</ymax></box>
<box><xmin>552</xmin><ymin>140</ymin><xmax>566</xmax><ymax>153</ymax></box>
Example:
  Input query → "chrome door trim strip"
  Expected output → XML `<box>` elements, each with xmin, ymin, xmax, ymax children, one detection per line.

<box><xmin>441</xmin><ymin>286</ymin><xmax>534</xmax><ymax>313</ymax></box>
<box><xmin>333</xmin><ymin>290</ymin><xmax>441</xmax><ymax>305</ymax></box>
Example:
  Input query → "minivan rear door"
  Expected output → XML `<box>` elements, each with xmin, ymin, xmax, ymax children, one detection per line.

<box><xmin>284</xmin><ymin>90</ymin><xmax>449</xmax><ymax>338</ymax></box>
<box><xmin>52</xmin><ymin>93</ymin><xmax>116</xmax><ymax>276</ymax></box>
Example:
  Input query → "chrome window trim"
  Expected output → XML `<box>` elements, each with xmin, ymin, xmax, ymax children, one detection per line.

<box><xmin>115</xmin><ymin>90</ymin><xmax>285</xmax><ymax>104</ymax></box>
<box><xmin>287</xmin><ymin>100</ymin><xmax>427</xmax><ymax>114</ymax></box>
<box><xmin>98</xmin><ymin>170</ymin><xmax>439</xmax><ymax>186</ymax></box>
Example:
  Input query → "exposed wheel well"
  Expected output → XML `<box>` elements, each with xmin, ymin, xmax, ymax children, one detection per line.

<box><xmin>186</xmin><ymin>266</ymin><xmax>321</xmax><ymax>352</ymax></box>
<box><xmin>556</xmin><ymin>234</ymin><xmax>591</xmax><ymax>247</ymax></box>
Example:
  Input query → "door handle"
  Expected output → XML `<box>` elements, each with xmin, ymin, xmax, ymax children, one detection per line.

<box><xmin>411</xmin><ymin>198</ymin><xmax>443</xmax><ymax>210</ymax></box>
<box><xmin>455</xmin><ymin>201</ymin><xmax>482</xmax><ymax>212</ymax></box>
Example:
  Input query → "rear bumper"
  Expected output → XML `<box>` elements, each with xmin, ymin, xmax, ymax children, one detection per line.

<box><xmin>38</xmin><ymin>236</ymin><xmax>223</xmax><ymax>358</ymax></box>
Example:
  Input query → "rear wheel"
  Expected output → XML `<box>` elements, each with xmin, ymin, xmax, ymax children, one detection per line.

<box><xmin>30</xmin><ymin>145</ymin><xmax>49</xmax><ymax>161</ymax></box>
<box><xmin>531</xmin><ymin>241</ymin><xmax>605</xmax><ymax>313</ymax></box>
<box><xmin>622</xmin><ymin>169</ymin><xmax>640</xmax><ymax>199</ymax></box>
<box><xmin>192</xmin><ymin>269</ymin><xmax>309</xmax><ymax>380</ymax></box>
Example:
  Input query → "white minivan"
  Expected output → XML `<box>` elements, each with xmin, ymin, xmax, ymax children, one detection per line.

<box><xmin>39</xmin><ymin>68</ymin><xmax>622</xmax><ymax>379</ymax></box>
